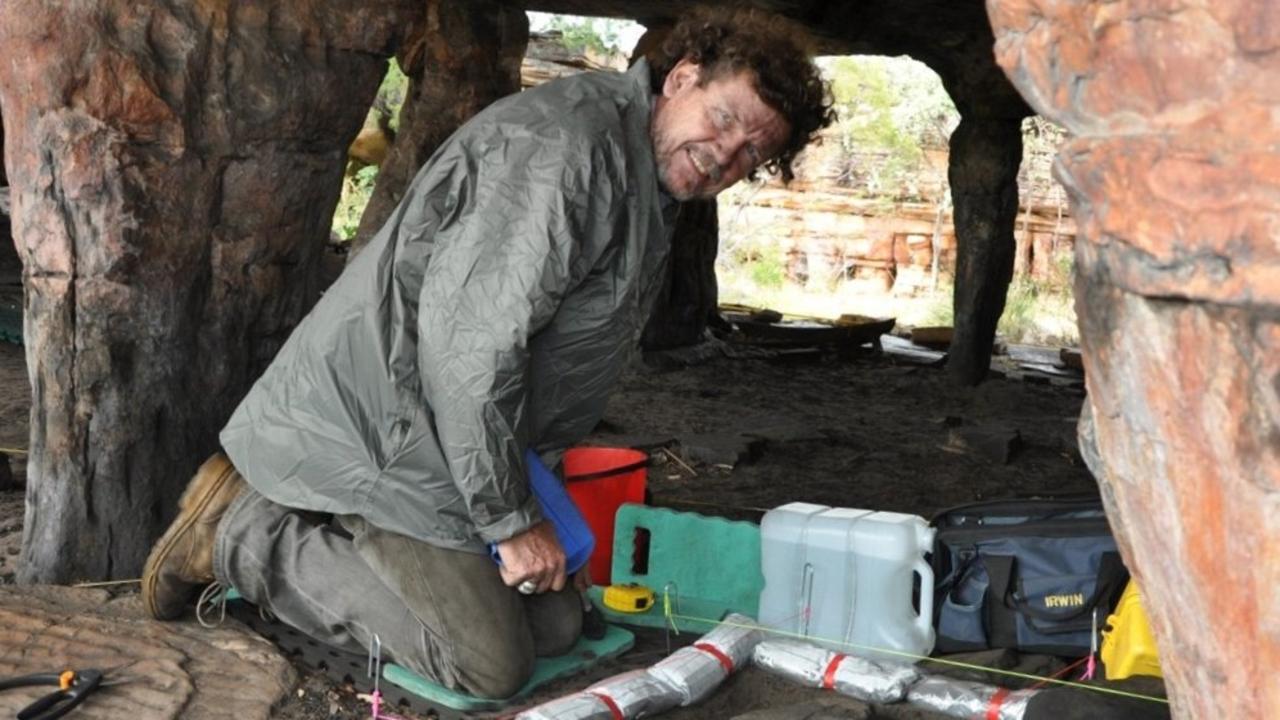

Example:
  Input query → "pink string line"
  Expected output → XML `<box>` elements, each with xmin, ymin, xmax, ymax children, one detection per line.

<box><xmin>368</xmin><ymin>689</ymin><xmax>408</xmax><ymax>720</ymax></box>
<box><xmin>1030</xmin><ymin>656</ymin><xmax>1088</xmax><ymax>690</ymax></box>
<box><xmin>1080</xmin><ymin>654</ymin><xmax>1098</xmax><ymax>681</ymax></box>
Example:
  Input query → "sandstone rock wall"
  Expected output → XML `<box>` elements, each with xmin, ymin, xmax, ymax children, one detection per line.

<box><xmin>0</xmin><ymin>0</ymin><xmax>417</xmax><ymax>582</ymax></box>
<box><xmin>723</xmin><ymin>187</ymin><xmax>1075</xmax><ymax>296</ymax></box>
<box><xmin>989</xmin><ymin>1</ymin><xmax>1280</xmax><ymax>716</ymax></box>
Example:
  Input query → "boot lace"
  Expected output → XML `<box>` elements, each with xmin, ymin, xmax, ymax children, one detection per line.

<box><xmin>196</xmin><ymin>581</ymin><xmax>228</xmax><ymax>628</ymax></box>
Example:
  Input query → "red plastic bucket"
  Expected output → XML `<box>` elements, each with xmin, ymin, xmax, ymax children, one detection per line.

<box><xmin>564</xmin><ymin>447</ymin><xmax>648</xmax><ymax>585</ymax></box>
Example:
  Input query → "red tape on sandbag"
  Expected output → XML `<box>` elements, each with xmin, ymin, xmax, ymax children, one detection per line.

<box><xmin>821</xmin><ymin>654</ymin><xmax>847</xmax><ymax>690</ymax></box>
<box><xmin>589</xmin><ymin>691</ymin><xmax>624</xmax><ymax>720</ymax></box>
<box><xmin>986</xmin><ymin>688</ymin><xmax>1010</xmax><ymax>720</ymax></box>
<box><xmin>693</xmin><ymin>642</ymin><xmax>735</xmax><ymax>673</ymax></box>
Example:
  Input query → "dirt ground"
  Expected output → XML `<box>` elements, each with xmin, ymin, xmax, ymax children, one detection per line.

<box><xmin>0</xmin><ymin>207</ymin><xmax>1164</xmax><ymax>719</ymax></box>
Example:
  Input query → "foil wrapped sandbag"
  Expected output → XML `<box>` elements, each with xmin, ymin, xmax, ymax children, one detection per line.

<box><xmin>752</xmin><ymin>640</ymin><xmax>921</xmax><ymax>703</ymax></box>
<box><xmin>589</xmin><ymin>670</ymin><xmax>684</xmax><ymax>717</ymax></box>
<box><xmin>647</xmin><ymin>613</ymin><xmax>765</xmax><ymax>706</ymax></box>
<box><xmin>696</xmin><ymin>613</ymin><xmax>766</xmax><ymax>667</ymax></box>
<box><xmin>515</xmin><ymin>693</ymin><xmax>613</xmax><ymax>720</ymax></box>
<box><xmin>906</xmin><ymin>676</ymin><xmax>1038</xmax><ymax>720</ymax></box>
<box><xmin>647</xmin><ymin>645</ymin><xmax>728</xmax><ymax>706</ymax></box>
<box><xmin>515</xmin><ymin>671</ymin><xmax>682</xmax><ymax>720</ymax></box>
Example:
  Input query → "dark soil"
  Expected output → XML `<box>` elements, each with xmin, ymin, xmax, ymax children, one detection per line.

<box><xmin>602</xmin><ymin>346</ymin><xmax>1095</xmax><ymax>519</ymax></box>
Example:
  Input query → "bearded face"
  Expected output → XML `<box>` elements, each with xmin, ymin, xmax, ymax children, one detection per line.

<box><xmin>650</xmin><ymin>60</ymin><xmax>790</xmax><ymax>201</ymax></box>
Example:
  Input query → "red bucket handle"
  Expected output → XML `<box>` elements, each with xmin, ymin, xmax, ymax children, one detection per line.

<box><xmin>564</xmin><ymin>458</ymin><xmax>649</xmax><ymax>484</ymax></box>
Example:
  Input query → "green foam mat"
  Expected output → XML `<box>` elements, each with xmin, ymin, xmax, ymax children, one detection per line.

<box><xmin>382</xmin><ymin>624</ymin><xmax>634</xmax><ymax>713</ymax></box>
<box><xmin>590</xmin><ymin>503</ymin><xmax>763</xmax><ymax>629</ymax></box>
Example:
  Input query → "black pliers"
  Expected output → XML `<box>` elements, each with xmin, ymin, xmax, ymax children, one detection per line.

<box><xmin>0</xmin><ymin>669</ymin><xmax>103</xmax><ymax>720</ymax></box>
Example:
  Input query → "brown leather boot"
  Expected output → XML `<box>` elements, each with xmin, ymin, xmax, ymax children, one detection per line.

<box><xmin>142</xmin><ymin>452</ymin><xmax>246</xmax><ymax>620</ymax></box>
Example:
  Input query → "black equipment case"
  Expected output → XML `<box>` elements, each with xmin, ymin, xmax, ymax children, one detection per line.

<box><xmin>930</xmin><ymin>495</ymin><xmax>1129</xmax><ymax>657</ymax></box>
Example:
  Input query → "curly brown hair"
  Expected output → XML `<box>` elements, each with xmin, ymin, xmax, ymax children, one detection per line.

<box><xmin>647</xmin><ymin>8</ymin><xmax>836</xmax><ymax>183</ymax></box>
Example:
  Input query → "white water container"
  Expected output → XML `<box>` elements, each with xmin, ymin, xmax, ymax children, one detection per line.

<box><xmin>758</xmin><ymin>502</ymin><xmax>936</xmax><ymax>662</ymax></box>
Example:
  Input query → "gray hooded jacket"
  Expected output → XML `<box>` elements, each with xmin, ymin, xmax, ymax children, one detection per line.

<box><xmin>220</xmin><ymin>61</ymin><xmax>673</xmax><ymax>553</ymax></box>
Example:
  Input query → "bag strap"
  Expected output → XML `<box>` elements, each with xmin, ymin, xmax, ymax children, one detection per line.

<box><xmin>929</xmin><ymin>493</ymin><xmax>1103</xmax><ymax>525</ymax></box>
<box><xmin>564</xmin><ymin>458</ymin><xmax>649</xmax><ymax>483</ymax></box>
<box><xmin>936</xmin><ymin>548</ymin><xmax>978</xmax><ymax>601</ymax></box>
<box><xmin>1007</xmin><ymin>551</ymin><xmax>1127</xmax><ymax>623</ymax></box>
<box><xmin>982</xmin><ymin>555</ymin><xmax>1020</xmax><ymax>647</ymax></box>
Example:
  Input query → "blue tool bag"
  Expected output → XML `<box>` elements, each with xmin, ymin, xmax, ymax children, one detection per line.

<box><xmin>930</xmin><ymin>496</ymin><xmax>1129</xmax><ymax>657</ymax></box>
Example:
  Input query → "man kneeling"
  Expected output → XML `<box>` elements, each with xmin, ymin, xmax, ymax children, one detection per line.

<box><xmin>142</xmin><ymin>9</ymin><xmax>833</xmax><ymax>698</ymax></box>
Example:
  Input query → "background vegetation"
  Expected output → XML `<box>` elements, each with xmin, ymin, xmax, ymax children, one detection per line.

<box><xmin>534</xmin><ymin>13</ymin><xmax>637</xmax><ymax>54</ymax></box>
<box><xmin>331</xmin><ymin>60</ymin><xmax>408</xmax><ymax>242</ymax></box>
<box><xmin>823</xmin><ymin>56</ymin><xmax>958</xmax><ymax>199</ymax></box>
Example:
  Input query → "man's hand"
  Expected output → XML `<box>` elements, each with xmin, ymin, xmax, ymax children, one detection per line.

<box><xmin>496</xmin><ymin>521</ymin><xmax>567</xmax><ymax>594</ymax></box>
<box><xmin>573</xmin><ymin>566</ymin><xmax>593</xmax><ymax>593</ymax></box>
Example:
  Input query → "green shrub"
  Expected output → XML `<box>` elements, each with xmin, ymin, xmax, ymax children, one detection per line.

<box><xmin>997</xmin><ymin>279</ymin><xmax>1040</xmax><ymax>342</ymax></box>
<box><xmin>821</xmin><ymin>56</ymin><xmax>958</xmax><ymax>199</ymax></box>
<box><xmin>375</xmin><ymin>59</ymin><xmax>408</xmax><ymax>132</ymax></box>
<box><xmin>332</xmin><ymin>165</ymin><xmax>378</xmax><ymax>241</ymax></box>
<box><xmin>749</xmin><ymin>253</ymin><xmax>786</xmax><ymax>289</ymax></box>
<box><xmin>996</xmin><ymin>272</ymin><xmax>1078</xmax><ymax>345</ymax></box>
<box><xmin>920</xmin><ymin>284</ymin><xmax>956</xmax><ymax>326</ymax></box>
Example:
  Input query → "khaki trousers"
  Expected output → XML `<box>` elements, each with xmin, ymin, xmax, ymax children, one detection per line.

<box><xmin>213</xmin><ymin>486</ymin><xmax>582</xmax><ymax>698</ymax></box>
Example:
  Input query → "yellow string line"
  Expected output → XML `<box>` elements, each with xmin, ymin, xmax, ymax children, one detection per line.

<box><xmin>72</xmin><ymin>578</ymin><xmax>141</xmax><ymax>588</ymax></box>
<box><xmin>660</xmin><ymin>595</ymin><xmax>1168</xmax><ymax>706</ymax></box>
<box><xmin>0</xmin><ymin>447</ymin><xmax>27</xmax><ymax>456</ymax></box>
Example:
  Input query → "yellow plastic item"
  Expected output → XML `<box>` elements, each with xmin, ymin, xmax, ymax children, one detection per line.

<box><xmin>1100</xmin><ymin>580</ymin><xmax>1163</xmax><ymax>680</ymax></box>
<box><xmin>602</xmin><ymin>583</ymin><xmax>656</xmax><ymax>614</ymax></box>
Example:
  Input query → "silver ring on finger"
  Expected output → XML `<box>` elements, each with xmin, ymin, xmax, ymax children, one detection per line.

<box><xmin>517</xmin><ymin>580</ymin><xmax>537</xmax><ymax>595</ymax></box>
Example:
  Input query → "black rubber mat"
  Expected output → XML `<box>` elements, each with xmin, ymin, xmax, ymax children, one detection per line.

<box><xmin>226</xmin><ymin>601</ymin><xmax>462</xmax><ymax>719</ymax></box>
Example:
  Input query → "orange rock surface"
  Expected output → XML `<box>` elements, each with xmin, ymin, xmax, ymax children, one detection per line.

<box><xmin>989</xmin><ymin>1</ymin><xmax>1280</xmax><ymax>717</ymax></box>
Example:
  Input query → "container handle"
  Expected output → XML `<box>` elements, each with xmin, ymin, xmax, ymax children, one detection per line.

<box><xmin>564</xmin><ymin>458</ymin><xmax>650</xmax><ymax>483</ymax></box>
<box><xmin>913</xmin><ymin>556</ymin><xmax>935</xmax><ymax>640</ymax></box>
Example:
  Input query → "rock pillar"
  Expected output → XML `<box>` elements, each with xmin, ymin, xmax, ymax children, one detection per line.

<box><xmin>946</xmin><ymin>116</ymin><xmax>1024</xmax><ymax>385</ymax></box>
<box><xmin>349</xmin><ymin>0</ymin><xmax>529</xmax><ymax>257</ymax></box>
<box><xmin>641</xmin><ymin>199</ymin><xmax>719</xmax><ymax>350</ymax></box>
<box><xmin>989</xmin><ymin>1</ymin><xmax>1280</xmax><ymax>716</ymax></box>
<box><xmin>0</xmin><ymin>0</ymin><xmax>415</xmax><ymax>582</ymax></box>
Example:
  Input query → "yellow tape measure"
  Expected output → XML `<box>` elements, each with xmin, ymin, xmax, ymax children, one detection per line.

<box><xmin>602</xmin><ymin>583</ymin><xmax>656</xmax><ymax>613</ymax></box>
